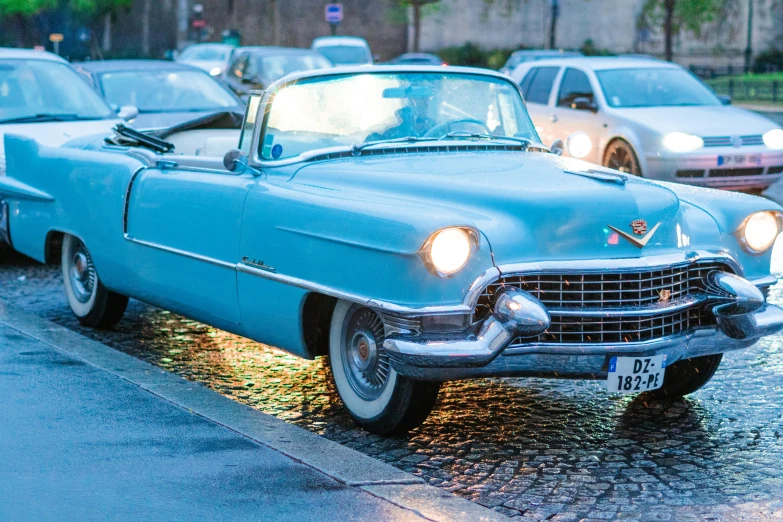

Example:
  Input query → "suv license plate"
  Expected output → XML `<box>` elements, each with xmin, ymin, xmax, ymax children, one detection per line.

<box><xmin>607</xmin><ymin>355</ymin><xmax>667</xmax><ymax>393</ymax></box>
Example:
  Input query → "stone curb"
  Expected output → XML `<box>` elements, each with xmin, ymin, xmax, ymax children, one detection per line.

<box><xmin>0</xmin><ymin>300</ymin><xmax>508</xmax><ymax>522</ymax></box>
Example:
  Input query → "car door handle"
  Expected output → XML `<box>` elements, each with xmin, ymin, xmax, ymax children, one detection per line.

<box><xmin>550</xmin><ymin>115</ymin><xmax>558</xmax><ymax>123</ymax></box>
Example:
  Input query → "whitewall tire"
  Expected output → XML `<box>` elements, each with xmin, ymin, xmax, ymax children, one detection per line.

<box><xmin>62</xmin><ymin>234</ymin><xmax>128</xmax><ymax>328</ymax></box>
<box><xmin>329</xmin><ymin>300</ymin><xmax>440</xmax><ymax>435</ymax></box>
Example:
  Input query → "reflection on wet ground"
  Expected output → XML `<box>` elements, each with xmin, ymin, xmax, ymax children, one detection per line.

<box><xmin>2</xmin><ymin>244</ymin><xmax>783</xmax><ymax>520</ymax></box>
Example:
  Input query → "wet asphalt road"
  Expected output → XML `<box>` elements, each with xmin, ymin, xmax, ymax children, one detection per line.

<box><xmin>2</xmin><ymin>244</ymin><xmax>783</xmax><ymax>521</ymax></box>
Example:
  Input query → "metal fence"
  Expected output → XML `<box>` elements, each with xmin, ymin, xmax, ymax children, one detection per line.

<box><xmin>708</xmin><ymin>79</ymin><xmax>783</xmax><ymax>104</ymax></box>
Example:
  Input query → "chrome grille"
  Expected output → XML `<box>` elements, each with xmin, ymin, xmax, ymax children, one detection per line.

<box><xmin>702</xmin><ymin>135</ymin><xmax>764</xmax><ymax>147</ymax></box>
<box><xmin>528</xmin><ymin>308</ymin><xmax>714</xmax><ymax>344</ymax></box>
<box><xmin>475</xmin><ymin>261</ymin><xmax>733</xmax><ymax>345</ymax></box>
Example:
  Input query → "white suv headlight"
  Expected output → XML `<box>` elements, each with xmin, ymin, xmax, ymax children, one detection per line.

<box><xmin>663</xmin><ymin>132</ymin><xmax>704</xmax><ymax>153</ymax></box>
<box><xmin>763</xmin><ymin>129</ymin><xmax>783</xmax><ymax>150</ymax></box>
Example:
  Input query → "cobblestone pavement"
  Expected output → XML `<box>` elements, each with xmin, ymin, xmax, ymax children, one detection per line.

<box><xmin>2</xmin><ymin>244</ymin><xmax>783</xmax><ymax>521</ymax></box>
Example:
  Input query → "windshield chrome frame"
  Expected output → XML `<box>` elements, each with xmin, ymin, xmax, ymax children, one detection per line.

<box><xmin>247</xmin><ymin>66</ymin><xmax>543</xmax><ymax>168</ymax></box>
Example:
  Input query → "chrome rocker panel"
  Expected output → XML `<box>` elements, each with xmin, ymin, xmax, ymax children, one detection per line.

<box><xmin>384</xmin><ymin>272</ymin><xmax>783</xmax><ymax>381</ymax></box>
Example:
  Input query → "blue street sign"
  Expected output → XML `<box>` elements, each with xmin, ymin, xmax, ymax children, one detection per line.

<box><xmin>325</xmin><ymin>3</ymin><xmax>343</xmax><ymax>24</ymax></box>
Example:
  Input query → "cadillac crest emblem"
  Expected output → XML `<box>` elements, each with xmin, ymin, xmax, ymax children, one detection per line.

<box><xmin>630</xmin><ymin>219</ymin><xmax>647</xmax><ymax>235</ymax></box>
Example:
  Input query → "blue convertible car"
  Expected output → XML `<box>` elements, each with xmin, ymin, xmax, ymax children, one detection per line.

<box><xmin>1</xmin><ymin>66</ymin><xmax>783</xmax><ymax>435</ymax></box>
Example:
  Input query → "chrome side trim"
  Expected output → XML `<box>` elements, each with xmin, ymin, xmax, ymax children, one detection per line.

<box><xmin>124</xmin><ymin>235</ymin><xmax>237</xmax><ymax>270</ymax></box>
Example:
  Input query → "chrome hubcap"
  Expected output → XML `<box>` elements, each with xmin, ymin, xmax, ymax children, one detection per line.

<box><xmin>342</xmin><ymin>307</ymin><xmax>390</xmax><ymax>400</ymax></box>
<box><xmin>68</xmin><ymin>241</ymin><xmax>96</xmax><ymax>303</ymax></box>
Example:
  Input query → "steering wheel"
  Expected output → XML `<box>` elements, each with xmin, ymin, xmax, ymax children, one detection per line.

<box><xmin>423</xmin><ymin>118</ymin><xmax>491</xmax><ymax>139</ymax></box>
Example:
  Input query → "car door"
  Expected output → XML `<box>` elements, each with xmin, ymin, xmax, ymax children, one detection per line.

<box><xmin>125</xmin><ymin>159</ymin><xmax>255</xmax><ymax>328</ymax></box>
<box><xmin>549</xmin><ymin>67</ymin><xmax>606</xmax><ymax>165</ymax></box>
<box><xmin>517</xmin><ymin>66</ymin><xmax>562</xmax><ymax>147</ymax></box>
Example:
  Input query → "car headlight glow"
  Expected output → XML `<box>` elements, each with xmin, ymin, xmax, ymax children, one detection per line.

<box><xmin>422</xmin><ymin>227</ymin><xmax>476</xmax><ymax>276</ymax></box>
<box><xmin>740</xmin><ymin>211</ymin><xmax>781</xmax><ymax>253</ymax></box>
<box><xmin>209</xmin><ymin>67</ymin><xmax>222</xmax><ymax>76</ymax></box>
<box><xmin>663</xmin><ymin>132</ymin><xmax>704</xmax><ymax>153</ymax></box>
<box><xmin>566</xmin><ymin>132</ymin><xmax>592</xmax><ymax>159</ymax></box>
<box><xmin>763</xmin><ymin>129</ymin><xmax>783</xmax><ymax>150</ymax></box>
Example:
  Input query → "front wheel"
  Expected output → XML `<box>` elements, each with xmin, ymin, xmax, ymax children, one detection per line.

<box><xmin>62</xmin><ymin>234</ymin><xmax>129</xmax><ymax>328</ymax></box>
<box><xmin>644</xmin><ymin>354</ymin><xmax>723</xmax><ymax>399</ymax></box>
<box><xmin>329</xmin><ymin>301</ymin><xmax>440</xmax><ymax>435</ymax></box>
<box><xmin>603</xmin><ymin>139</ymin><xmax>642</xmax><ymax>176</ymax></box>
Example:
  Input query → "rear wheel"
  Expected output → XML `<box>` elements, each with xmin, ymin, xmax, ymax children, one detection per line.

<box><xmin>62</xmin><ymin>234</ymin><xmax>128</xmax><ymax>328</ymax></box>
<box><xmin>328</xmin><ymin>300</ymin><xmax>440</xmax><ymax>435</ymax></box>
<box><xmin>644</xmin><ymin>354</ymin><xmax>723</xmax><ymax>399</ymax></box>
<box><xmin>603</xmin><ymin>140</ymin><xmax>641</xmax><ymax>176</ymax></box>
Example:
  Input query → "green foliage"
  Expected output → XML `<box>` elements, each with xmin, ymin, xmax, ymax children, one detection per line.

<box><xmin>0</xmin><ymin>0</ymin><xmax>56</xmax><ymax>16</ymax></box>
<box><xmin>438</xmin><ymin>42</ymin><xmax>516</xmax><ymax>69</ymax></box>
<box><xmin>641</xmin><ymin>0</ymin><xmax>732</xmax><ymax>36</ymax></box>
<box><xmin>580</xmin><ymin>39</ymin><xmax>613</xmax><ymax>57</ymax></box>
<box><xmin>70</xmin><ymin>0</ymin><xmax>132</xmax><ymax>20</ymax></box>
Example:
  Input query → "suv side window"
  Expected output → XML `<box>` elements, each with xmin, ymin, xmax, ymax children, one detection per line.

<box><xmin>557</xmin><ymin>68</ymin><xmax>595</xmax><ymax>108</ymax></box>
<box><xmin>523</xmin><ymin>66</ymin><xmax>560</xmax><ymax>105</ymax></box>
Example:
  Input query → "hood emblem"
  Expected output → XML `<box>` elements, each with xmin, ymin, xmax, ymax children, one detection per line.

<box><xmin>731</xmin><ymin>136</ymin><xmax>743</xmax><ymax>148</ymax></box>
<box><xmin>608</xmin><ymin>220</ymin><xmax>662</xmax><ymax>248</ymax></box>
<box><xmin>631</xmin><ymin>219</ymin><xmax>647</xmax><ymax>235</ymax></box>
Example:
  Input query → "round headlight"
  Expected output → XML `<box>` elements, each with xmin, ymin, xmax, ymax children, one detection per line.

<box><xmin>429</xmin><ymin>228</ymin><xmax>472</xmax><ymax>275</ymax></box>
<box><xmin>663</xmin><ymin>132</ymin><xmax>704</xmax><ymax>153</ymax></box>
<box><xmin>209</xmin><ymin>67</ymin><xmax>222</xmax><ymax>76</ymax></box>
<box><xmin>566</xmin><ymin>132</ymin><xmax>592</xmax><ymax>159</ymax></box>
<box><xmin>763</xmin><ymin>129</ymin><xmax>783</xmax><ymax>150</ymax></box>
<box><xmin>743</xmin><ymin>211</ymin><xmax>780</xmax><ymax>252</ymax></box>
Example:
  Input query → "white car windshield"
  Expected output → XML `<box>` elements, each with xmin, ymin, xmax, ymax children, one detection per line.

<box><xmin>596</xmin><ymin>67</ymin><xmax>721</xmax><ymax>108</ymax></box>
<box><xmin>261</xmin><ymin>72</ymin><xmax>538</xmax><ymax>161</ymax></box>
<box><xmin>0</xmin><ymin>59</ymin><xmax>114</xmax><ymax>123</ymax></box>
<box><xmin>99</xmin><ymin>69</ymin><xmax>238</xmax><ymax>112</ymax></box>
<box><xmin>180</xmin><ymin>45</ymin><xmax>232</xmax><ymax>62</ymax></box>
<box><xmin>256</xmin><ymin>54</ymin><xmax>332</xmax><ymax>86</ymax></box>
<box><xmin>315</xmin><ymin>46</ymin><xmax>370</xmax><ymax>65</ymax></box>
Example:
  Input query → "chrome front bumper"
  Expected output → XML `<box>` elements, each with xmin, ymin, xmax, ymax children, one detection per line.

<box><xmin>383</xmin><ymin>273</ymin><xmax>783</xmax><ymax>381</ymax></box>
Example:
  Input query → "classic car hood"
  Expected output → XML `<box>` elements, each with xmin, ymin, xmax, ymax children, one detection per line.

<box><xmin>614</xmin><ymin>105</ymin><xmax>779</xmax><ymax>136</ymax></box>
<box><xmin>291</xmin><ymin>150</ymin><xmax>693</xmax><ymax>265</ymax></box>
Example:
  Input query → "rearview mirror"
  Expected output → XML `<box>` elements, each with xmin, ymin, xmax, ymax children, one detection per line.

<box><xmin>117</xmin><ymin>105</ymin><xmax>139</xmax><ymax>121</ymax></box>
<box><xmin>571</xmin><ymin>97</ymin><xmax>597</xmax><ymax>112</ymax></box>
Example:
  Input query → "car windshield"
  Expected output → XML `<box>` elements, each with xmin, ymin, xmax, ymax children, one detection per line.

<box><xmin>0</xmin><ymin>59</ymin><xmax>113</xmax><ymax>122</ymax></box>
<box><xmin>316</xmin><ymin>46</ymin><xmax>370</xmax><ymax>65</ymax></box>
<box><xmin>180</xmin><ymin>45</ymin><xmax>231</xmax><ymax>62</ymax></box>
<box><xmin>261</xmin><ymin>72</ymin><xmax>538</xmax><ymax>160</ymax></box>
<box><xmin>99</xmin><ymin>69</ymin><xmax>238</xmax><ymax>112</ymax></box>
<box><xmin>596</xmin><ymin>67</ymin><xmax>721</xmax><ymax>108</ymax></box>
<box><xmin>257</xmin><ymin>54</ymin><xmax>332</xmax><ymax>85</ymax></box>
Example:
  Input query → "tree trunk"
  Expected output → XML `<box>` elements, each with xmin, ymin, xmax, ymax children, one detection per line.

<box><xmin>15</xmin><ymin>13</ymin><xmax>28</xmax><ymax>48</ymax></box>
<box><xmin>548</xmin><ymin>2</ymin><xmax>558</xmax><ymax>49</ymax></box>
<box><xmin>664</xmin><ymin>0</ymin><xmax>676</xmax><ymax>62</ymax></box>
<box><xmin>142</xmin><ymin>0</ymin><xmax>152</xmax><ymax>57</ymax></box>
<box><xmin>271</xmin><ymin>0</ymin><xmax>280</xmax><ymax>45</ymax></box>
<box><xmin>102</xmin><ymin>13</ymin><xmax>112</xmax><ymax>53</ymax></box>
<box><xmin>413</xmin><ymin>3</ymin><xmax>421</xmax><ymax>52</ymax></box>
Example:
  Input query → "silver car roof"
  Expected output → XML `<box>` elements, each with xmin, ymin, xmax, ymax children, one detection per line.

<box><xmin>0</xmin><ymin>47</ymin><xmax>68</xmax><ymax>62</ymax></box>
<box><xmin>517</xmin><ymin>56</ymin><xmax>680</xmax><ymax>71</ymax></box>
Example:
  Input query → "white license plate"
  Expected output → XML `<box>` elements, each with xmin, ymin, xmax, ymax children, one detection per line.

<box><xmin>717</xmin><ymin>155</ymin><xmax>762</xmax><ymax>167</ymax></box>
<box><xmin>607</xmin><ymin>355</ymin><xmax>667</xmax><ymax>393</ymax></box>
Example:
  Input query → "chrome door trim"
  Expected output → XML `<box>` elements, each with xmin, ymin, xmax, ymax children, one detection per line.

<box><xmin>124</xmin><ymin>235</ymin><xmax>237</xmax><ymax>270</ymax></box>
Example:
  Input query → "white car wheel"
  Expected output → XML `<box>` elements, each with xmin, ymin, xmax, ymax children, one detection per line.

<box><xmin>62</xmin><ymin>234</ymin><xmax>128</xmax><ymax>328</ymax></box>
<box><xmin>329</xmin><ymin>300</ymin><xmax>440</xmax><ymax>435</ymax></box>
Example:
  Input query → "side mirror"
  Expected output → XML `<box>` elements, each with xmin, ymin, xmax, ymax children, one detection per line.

<box><xmin>224</xmin><ymin>148</ymin><xmax>263</xmax><ymax>176</ymax></box>
<box><xmin>117</xmin><ymin>105</ymin><xmax>139</xmax><ymax>121</ymax></box>
<box><xmin>717</xmin><ymin>94</ymin><xmax>732</xmax><ymax>105</ymax></box>
<box><xmin>224</xmin><ymin>149</ymin><xmax>249</xmax><ymax>172</ymax></box>
<box><xmin>571</xmin><ymin>97</ymin><xmax>597</xmax><ymax>112</ymax></box>
<box><xmin>550</xmin><ymin>139</ymin><xmax>564</xmax><ymax>156</ymax></box>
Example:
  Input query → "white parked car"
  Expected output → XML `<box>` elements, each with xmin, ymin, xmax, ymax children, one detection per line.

<box><xmin>311</xmin><ymin>36</ymin><xmax>373</xmax><ymax>66</ymax></box>
<box><xmin>511</xmin><ymin>57</ymin><xmax>783</xmax><ymax>191</ymax></box>
<box><xmin>177</xmin><ymin>43</ymin><xmax>238</xmax><ymax>77</ymax></box>
<box><xmin>0</xmin><ymin>48</ymin><xmax>131</xmax><ymax>246</ymax></box>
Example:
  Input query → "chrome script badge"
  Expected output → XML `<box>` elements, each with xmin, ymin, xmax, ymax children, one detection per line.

<box><xmin>608</xmin><ymin>220</ymin><xmax>662</xmax><ymax>248</ymax></box>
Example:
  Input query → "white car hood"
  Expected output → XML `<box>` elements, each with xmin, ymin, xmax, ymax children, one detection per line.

<box><xmin>0</xmin><ymin>119</ymin><xmax>121</xmax><ymax>174</ymax></box>
<box><xmin>615</xmin><ymin>105</ymin><xmax>780</xmax><ymax>136</ymax></box>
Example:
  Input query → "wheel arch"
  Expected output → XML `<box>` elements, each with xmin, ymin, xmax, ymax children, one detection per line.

<box><xmin>602</xmin><ymin>135</ymin><xmax>644</xmax><ymax>175</ymax></box>
<box><xmin>301</xmin><ymin>292</ymin><xmax>338</xmax><ymax>358</ymax></box>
